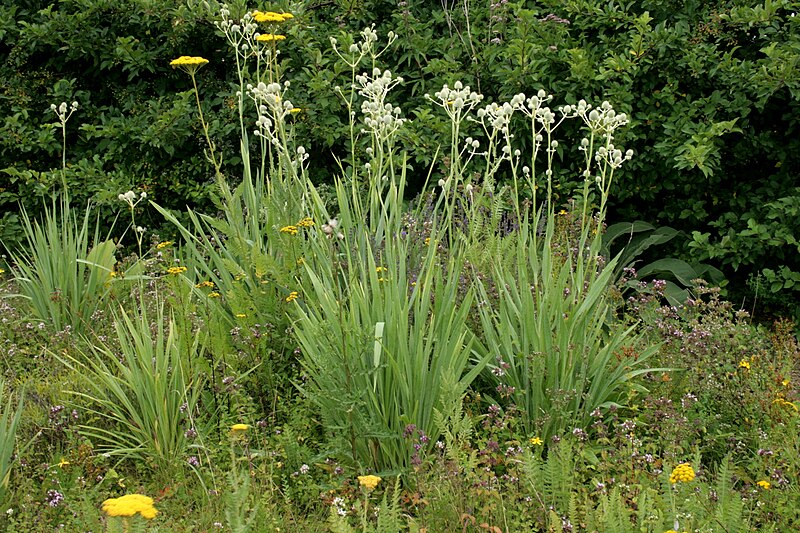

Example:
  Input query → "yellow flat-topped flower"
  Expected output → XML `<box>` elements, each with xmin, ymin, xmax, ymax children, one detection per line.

<box><xmin>102</xmin><ymin>494</ymin><xmax>158</xmax><ymax>519</ymax></box>
<box><xmin>358</xmin><ymin>475</ymin><xmax>381</xmax><ymax>490</ymax></box>
<box><xmin>256</xmin><ymin>33</ymin><xmax>287</xmax><ymax>42</ymax></box>
<box><xmin>169</xmin><ymin>56</ymin><xmax>209</xmax><ymax>76</ymax></box>
<box><xmin>252</xmin><ymin>11</ymin><xmax>293</xmax><ymax>23</ymax></box>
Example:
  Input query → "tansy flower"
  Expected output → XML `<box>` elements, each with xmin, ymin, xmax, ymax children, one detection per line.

<box><xmin>101</xmin><ymin>494</ymin><xmax>158</xmax><ymax>519</ymax></box>
<box><xmin>285</xmin><ymin>291</ymin><xmax>299</xmax><ymax>303</ymax></box>
<box><xmin>231</xmin><ymin>423</ymin><xmax>250</xmax><ymax>433</ymax></box>
<box><xmin>208</xmin><ymin>292</ymin><xmax>221</xmax><ymax>298</ymax></box>
<box><xmin>156</xmin><ymin>241</ymin><xmax>173</xmax><ymax>250</ymax></box>
<box><xmin>669</xmin><ymin>463</ymin><xmax>695</xmax><ymax>483</ymax></box>
<box><xmin>738</xmin><ymin>359</ymin><xmax>751</xmax><ymax>370</ymax></box>
<box><xmin>757</xmin><ymin>480</ymin><xmax>771</xmax><ymax>490</ymax></box>
<box><xmin>296</xmin><ymin>217</ymin><xmax>314</xmax><ymax>227</ymax></box>
<box><xmin>166</xmin><ymin>266</ymin><xmax>187</xmax><ymax>275</ymax></box>
<box><xmin>196</xmin><ymin>280</ymin><xmax>215</xmax><ymax>288</ymax></box>
<box><xmin>256</xmin><ymin>34</ymin><xmax>286</xmax><ymax>42</ymax></box>
<box><xmin>357</xmin><ymin>475</ymin><xmax>381</xmax><ymax>490</ymax></box>
<box><xmin>280</xmin><ymin>225</ymin><xmax>298</xmax><ymax>235</ymax></box>
<box><xmin>529</xmin><ymin>437</ymin><xmax>543</xmax><ymax>446</ymax></box>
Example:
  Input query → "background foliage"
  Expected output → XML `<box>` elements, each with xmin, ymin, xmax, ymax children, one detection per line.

<box><xmin>2</xmin><ymin>0</ymin><xmax>799</xmax><ymax>316</ymax></box>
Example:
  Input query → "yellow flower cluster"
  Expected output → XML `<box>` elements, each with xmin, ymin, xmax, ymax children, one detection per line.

<box><xmin>297</xmin><ymin>217</ymin><xmax>314</xmax><ymax>228</ymax></box>
<box><xmin>156</xmin><ymin>241</ymin><xmax>173</xmax><ymax>250</ymax></box>
<box><xmin>231</xmin><ymin>423</ymin><xmax>250</xmax><ymax>433</ymax></box>
<box><xmin>280</xmin><ymin>225</ymin><xmax>299</xmax><ymax>235</ymax></box>
<box><xmin>772</xmin><ymin>397</ymin><xmax>799</xmax><ymax>412</ymax></box>
<box><xmin>166</xmin><ymin>266</ymin><xmax>187</xmax><ymax>275</ymax></box>
<box><xmin>757</xmin><ymin>480</ymin><xmax>771</xmax><ymax>489</ymax></box>
<box><xmin>738</xmin><ymin>359</ymin><xmax>751</xmax><ymax>370</ymax></box>
<box><xmin>256</xmin><ymin>34</ymin><xmax>286</xmax><ymax>42</ymax></box>
<box><xmin>196</xmin><ymin>280</ymin><xmax>215</xmax><ymax>288</ymax></box>
<box><xmin>285</xmin><ymin>291</ymin><xmax>299</xmax><ymax>303</ymax></box>
<box><xmin>529</xmin><ymin>436</ymin><xmax>543</xmax><ymax>446</ymax></box>
<box><xmin>669</xmin><ymin>463</ymin><xmax>695</xmax><ymax>483</ymax></box>
<box><xmin>252</xmin><ymin>11</ymin><xmax>293</xmax><ymax>23</ymax></box>
<box><xmin>357</xmin><ymin>475</ymin><xmax>381</xmax><ymax>490</ymax></box>
<box><xmin>101</xmin><ymin>494</ymin><xmax>158</xmax><ymax>519</ymax></box>
<box><xmin>209</xmin><ymin>292</ymin><xmax>221</xmax><ymax>298</ymax></box>
<box><xmin>169</xmin><ymin>56</ymin><xmax>209</xmax><ymax>67</ymax></box>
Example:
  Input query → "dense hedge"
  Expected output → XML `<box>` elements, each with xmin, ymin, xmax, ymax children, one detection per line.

<box><xmin>1</xmin><ymin>0</ymin><xmax>799</xmax><ymax>318</ymax></box>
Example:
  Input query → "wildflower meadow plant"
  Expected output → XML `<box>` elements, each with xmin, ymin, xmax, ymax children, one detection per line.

<box><xmin>58</xmin><ymin>303</ymin><xmax>202</xmax><ymax>474</ymax></box>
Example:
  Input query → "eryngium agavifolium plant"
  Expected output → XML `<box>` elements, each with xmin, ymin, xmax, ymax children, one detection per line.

<box><xmin>469</xmin><ymin>95</ymin><xmax>662</xmax><ymax>440</ymax></box>
<box><xmin>293</xmin><ymin>28</ymin><xmax>487</xmax><ymax>472</ymax></box>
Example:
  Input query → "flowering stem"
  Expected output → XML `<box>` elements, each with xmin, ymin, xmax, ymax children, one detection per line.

<box><xmin>190</xmin><ymin>72</ymin><xmax>222</xmax><ymax>179</ymax></box>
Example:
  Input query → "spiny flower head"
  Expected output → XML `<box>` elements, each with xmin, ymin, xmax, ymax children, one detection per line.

<box><xmin>101</xmin><ymin>494</ymin><xmax>158</xmax><ymax>519</ymax></box>
<box><xmin>669</xmin><ymin>463</ymin><xmax>695</xmax><ymax>483</ymax></box>
<box><xmin>357</xmin><ymin>474</ymin><xmax>381</xmax><ymax>490</ymax></box>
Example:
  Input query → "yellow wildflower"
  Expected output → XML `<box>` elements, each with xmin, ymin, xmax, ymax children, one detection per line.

<box><xmin>208</xmin><ymin>292</ymin><xmax>221</xmax><ymax>298</ymax></box>
<box><xmin>0</xmin><ymin>268</ymin><xmax>5</xmax><ymax>275</ymax></box>
<box><xmin>280</xmin><ymin>225</ymin><xmax>298</xmax><ymax>235</ymax></box>
<box><xmin>529</xmin><ymin>437</ymin><xmax>543</xmax><ymax>446</ymax></box>
<box><xmin>196</xmin><ymin>280</ymin><xmax>215</xmax><ymax>288</ymax></box>
<box><xmin>256</xmin><ymin>33</ymin><xmax>287</xmax><ymax>42</ymax></box>
<box><xmin>757</xmin><ymin>480</ymin><xmax>771</xmax><ymax>490</ymax></box>
<box><xmin>772</xmin><ymin>398</ymin><xmax>799</xmax><ymax>412</ymax></box>
<box><xmin>669</xmin><ymin>463</ymin><xmax>695</xmax><ymax>483</ymax></box>
<box><xmin>738</xmin><ymin>359</ymin><xmax>751</xmax><ymax>370</ymax></box>
<box><xmin>290</xmin><ymin>108</ymin><xmax>302</xmax><ymax>114</ymax></box>
<box><xmin>296</xmin><ymin>257</ymin><xmax>305</xmax><ymax>266</ymax></box>
<box><xmin>156</xmin><ymin>241</ymin><xmax>173</xmax><ymax>250</ymax></box>
<box><xmin>285</xmin><ymin>291</ymin><xmax>299</xmax><ymax>303</ymax></box>
<box><xmin>166</xmin><ymin>266</ymin><xmax>187</xmax><ymax>275</ymax></box>
<box><xmin>782</xmin><ymin>379</ymin><xmax>790</xmax><ymax>387</ymax></box>
<box><xmin>357</xmin><ymin>475</ymin><xmax>381</xmax><ymax>490</ymax></box>
<box><xmin>57</xmin><ymin>458</ymin><xmax>70</xmax><ymax>468</ymax></box>
<box><xmin>169</xmin><ymin>56</ymin><xmax>209</xmax><ymax>75</ymax></box>
<box><xmin>231</xmin><ymin>423</ymin><xmax>250</xmax><ymax>433</ymax></box>
<box><xmin>235</xmin><ymin>313</ymin><xmax>247</xmax><ymax>318</ymax></box>
<box><xmin>252</xmin><ymin>11</ymin><xmax>290</xmax><ymax>23</ymax></box>
<box><xmin>296</xmin><ymin>217</ymin><xmax>314</xmax><ymax>227</ymax></box>
<box><xmin>101</xmin><ymin>494</ymin><xmax>158</xmax><ymax>519</ymax></box>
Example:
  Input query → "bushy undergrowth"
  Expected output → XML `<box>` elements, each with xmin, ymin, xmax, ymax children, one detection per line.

<box><xmin>0</xmin><ymin>3</ymin><xmax>798</xmax><ymax>532</ymax></box>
